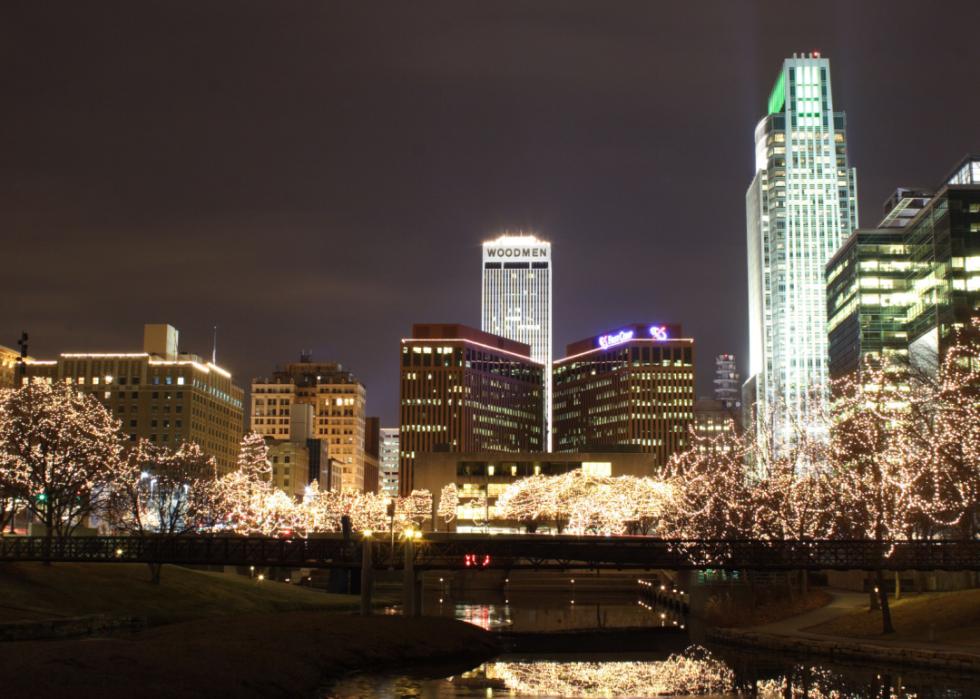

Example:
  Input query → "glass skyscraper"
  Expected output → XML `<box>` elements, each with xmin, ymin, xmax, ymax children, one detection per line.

<box><xmin>746</xmin><ymin>53</ymin><xmax>858</xmax><ymax>443</ymax></box>
<box><xmin>481</xmin><ymin>234</ymin><xmax>552</xmax><ymax>447</ymax></box>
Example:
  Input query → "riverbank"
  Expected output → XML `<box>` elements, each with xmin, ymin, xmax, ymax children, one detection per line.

<box><xmin>708</xmin><ymin>588</ymin><xmax>980</xmax><ymax>673</ymax></box>
<box><xmin>0</xmin><ymin>562</ymin><xmax>362</xmax><ymax>625</ymax></box>
<box><xmin>0</xmin><ymin>612</ymin><xmax>500</xmax><ymax>697</ymax></box>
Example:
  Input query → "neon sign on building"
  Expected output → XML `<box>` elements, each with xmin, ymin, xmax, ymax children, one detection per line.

<box><xmin>597</xmin><ymin>330</ymin><xmax>634</xmax><ymax>349</ymax></box>
<box><xmin>596</xmin><ymin>325</ymin><xmax>670</xmax><ymax>349</ymax></box>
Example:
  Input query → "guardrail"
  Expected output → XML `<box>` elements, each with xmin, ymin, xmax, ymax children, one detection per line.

<box><xmin>2</xmin><ymin>535</ymin><xmax>978</xmax><ymax>571</ymax></box>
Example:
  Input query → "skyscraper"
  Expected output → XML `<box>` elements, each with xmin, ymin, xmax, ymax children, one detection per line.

<box><xmin>713</xmin><ymin>354</ymin><xmax>740</xmax><ymax>408</ymax></box>
<box><xmin>746</xmin><ymin>53</ymin><xmax>858</xmax><ymax>442</ymax></box>
<box><xmin>905</xmin><ymin>156</ymin><xmax>980</xmax><ymax>372</ymax></box>
<box><xmin>399</xmin><ymin>323</ymin><xmax>544</xmax><ymax>493</ymax></box>
<box><xmin>379</xmin><ymin>427</ymin><xmax>400</xmax><ymax>497</ymax></box>
<box><xmin>481</xmin><ymin>234</ymin><xmax>552</xmax><ymax>447</ymax></box>
<box><xmin>552</xmin><ymin>323</ymin><xmax>695</xmax><ymax>466</ymax></box>
<box><xmin>824</xmin><ymin>189</ymin><xmax>929</xmax><ymax>383</ymax></box>
<box><xmin>250</xmin><ymin>357</ymin><xmax>367</xmax><ymax>491</ymax></box>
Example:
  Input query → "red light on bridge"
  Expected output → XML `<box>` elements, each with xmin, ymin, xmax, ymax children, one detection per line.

<box><xmin>463</xmin><ymin>553</ymin><xmax>492</xmax><ymax>568</ymax></box>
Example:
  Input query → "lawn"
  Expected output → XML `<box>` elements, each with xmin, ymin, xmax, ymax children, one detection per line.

<box><xmin>806</xmin><ymin>588</ymin><xmax>980</xmax><ymax>646</ymax></box>
<box><xmin>0</xmin><ymin>562</ymin><xmax>360</xmax><ymax>624</ymax></box>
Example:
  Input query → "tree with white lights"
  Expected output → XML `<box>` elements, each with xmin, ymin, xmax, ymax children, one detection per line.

<box><xmin>495</xmin><ymin>474</ymin><xmax>555</xmax><ymax>533</ymax></box>
<box><xmin>0</xmin><ymin>382</ymin><xmax>123</xmax><ymax>553</ymax></box>
<box><xmin>396</xmin><ymin>489</ymin><xmax>433</xmax><ymax>528</ymax></box>
<box><xmin>208</xmin><ymin>433</ymin><xmax>275</xmax><ymax>534</ymax></box>
<box><xmin>663</xmin><ymin>425</ymin><xmax>753</xmax><ymax>541</ymax></box>
<box><xmin>437</xmin><ymin>483</ymin><xmax>459</xmax><ymax>530</ymax></box>
<box><xmin>104</xmin><ymin>439</ymin><xmax>217</xmax><ymax>582</ymax></box>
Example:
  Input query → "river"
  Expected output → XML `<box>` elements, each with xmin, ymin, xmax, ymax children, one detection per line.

<box><xmin>326</xmin><ymin>586</ymin><xmax>979</xmax><ymax>698</ymax></box>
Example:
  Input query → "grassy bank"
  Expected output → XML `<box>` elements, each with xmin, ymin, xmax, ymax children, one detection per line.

<box><xmin>705</xmin><ymin>589</ymin><xmax>832</xmax><ymax>628</ymax></box>
<box><xmin>806</xmin><ymin>589</ymin><xmax>980</xmax><ymax>647</ymax></box>
<box><xmin>0</xmin><ymin>612</ymin><xmax>500</xmax><ymax>697</ymax></box>
<box><xmin>0</xmin><ymin>562</ymin><xmax>360</xmax><ymax>624</ymax></box>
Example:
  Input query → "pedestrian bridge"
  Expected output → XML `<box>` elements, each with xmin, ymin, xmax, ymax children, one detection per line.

<box><xmin>2</xmin><ymin>534</ymin><xmax>978</xmax><ymax>571</ymax></box>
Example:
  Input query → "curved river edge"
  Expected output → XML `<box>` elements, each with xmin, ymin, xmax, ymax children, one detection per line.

<box><xmin>709</xmin><ymin>627</ymin><xmax>980</xmax><ymax>674</ymax></box>
<box><xmin>0</xmin><ymin>612</ymin><xmax>501</xmax><ymax>698</ymax></box>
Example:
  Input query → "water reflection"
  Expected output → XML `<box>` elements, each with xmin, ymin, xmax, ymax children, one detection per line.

<box><xmin>488</xmin><ymin>647</ymin><xmax>734</xmax><ymax>696</ymax></box>
<box><xmin>327</xmin><ymin>646</ymin><xmax>975</xmax><ymax>698</ymax></box>
<box><xmin>421</xmin><ymin>591</ymin><xmax>683</xmax><ymax>632</ymax></box>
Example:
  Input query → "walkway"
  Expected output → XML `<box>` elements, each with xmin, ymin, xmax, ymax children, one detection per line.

<box><xmin>710</xmin><ymin>589</ymin><xmax>980</xmax><ymax>671</ymax></box>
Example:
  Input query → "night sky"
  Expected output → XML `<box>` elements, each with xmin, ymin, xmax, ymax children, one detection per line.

<box><xmin>4</xmin><ymin>1</ymin><xmax>980</xmax><ymax>425</ymax></box>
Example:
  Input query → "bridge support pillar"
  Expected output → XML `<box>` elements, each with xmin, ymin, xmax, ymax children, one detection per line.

<box><xmin>360</xmin><ymin>535</ymin><xmax>374</xmax><ymax>616</ymax></box>
<box><xmin>403</xmin><ymin>538</ymin><xmax>421</xmax><ymax>617</ymax></box>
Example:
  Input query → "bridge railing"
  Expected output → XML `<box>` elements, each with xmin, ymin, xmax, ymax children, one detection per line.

<box><xmin>1</xmin><ymin>535</ymin><xmax>978</xmax><ymax>571</ymax></box>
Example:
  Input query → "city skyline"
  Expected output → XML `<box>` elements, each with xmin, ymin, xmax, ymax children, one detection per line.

<box><xmin>5</xmin><ymin>2</ymin><xmax>980</xmax><ymax>426</ymax></box>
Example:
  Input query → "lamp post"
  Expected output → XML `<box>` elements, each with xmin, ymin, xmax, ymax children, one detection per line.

<box><xmin>485</xmin><ymin>464</ymin><xmax>494</xmax><ymax>534</ymax></box>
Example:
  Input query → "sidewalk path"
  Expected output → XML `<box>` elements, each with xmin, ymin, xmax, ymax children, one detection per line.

<box><xmin>748</xmin><ymin>589</ymin><xmax>980</xmax><ymax>658</ymax></box>
<box><xmin>708</xmin><ymin>589</ymin><xmax>980</xmax><ymax>671</ymax></box>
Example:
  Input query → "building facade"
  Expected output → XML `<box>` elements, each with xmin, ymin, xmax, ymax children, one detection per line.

<box><xmin>481</xmin><ymin>234</ymin><xmax>552</xmax><ymax>447</ymax></box>
<box><xmin>713</xmin><ymin>354</ymin><xmax>740</xmax><ymax>408</ymax></box>
<box><xmin>399</xmin><ymin>323</ymin><xmax>544</xmax><ymax>494</ymax></box>
<box><xmin>0</xmin><ymin>345</ymin><xmax>23</xmax><ymax>389</ymax></box>
<box><xmin>746</xmin><ymin>53</ymin><xmax>858</xmax><ymax>442</ymax></box>
<box><xmin>362</xmin><ymin>416</ymin><xmax>380</xmax><ymax>494</ymax></box>
<box><xmin>826</xmin><ymin>227</ymin><xmax>914</xmax><ymax>381</ymax></box>
<box><xmin>379</xmin><ymin>427</ymin><xmax>400</xmax><ymax>497</ymax></box>
<box><xmin>905</xmin><ymin>156</ymin><xmax>980</xmax><ymax>372</ymax></box>
<box><xmin>693</xmin><ymin>398</ymin><xmax>740</xmax><ymax>454</ymax></box>
<box><xmin>416</xmin><ymin>450</ymin><xmax>660</xmax><ymax>532</ymax></box>
<box><xmin>23</xmin><ymin>324</ymin><xmax>244</xmax><ymax>474</ymax></box>
<box><xmin>551</xmin><ymin>323</ymin><xmax>695</xmax><ymax>467</ymax></box>
<box><xmin>250</xmin><ymin>357</ymin><xmax>367</xmax><ymax>492</ymax></box>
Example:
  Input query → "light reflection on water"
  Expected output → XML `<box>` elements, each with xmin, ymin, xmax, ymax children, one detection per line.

<box><xmin>419</xmin><ymin>592</ymin><xmax>684</xmax><ymax>632</ymax></box>
<box><xmin>326</xmin><ymin>647</ymin><xmax>975</xmax><ymax>698</ymax></box>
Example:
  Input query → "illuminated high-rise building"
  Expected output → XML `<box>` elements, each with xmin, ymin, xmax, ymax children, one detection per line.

<box><xmin>746</xmin><ymin>53</ymin><xmax>858</xmax><ymax>443</ymax></box>
<box><xmin>905</xmin><ymin>156</ymin><xmax>980</xmax><ymax>371</ymax></box>
<box><xmin>713</xmin><ymin>354</ymin><xmax>740</xmax><ymax>409</ymax></box>
<box><xmin>22</xmin><ymin>324</ymin><xmax>244</xmax><ymax>475</ymax></box>
<box><xmin>481</xmin><ymin>234</ymin><xmax>552</xmax><ymax>447</ymax></box>
<box><xmin>552</xmin><ymin>323</ymin><xmax>695</xmax><ymax>466</ymax></box>
<box><xmin>379</xmin><ymin>427</ymin><xmax>400</xmax><ymax>497</ymax></box>
<box><xmin>399</xmin><ymin>324</ymin><xmax>544</xmax><ymax>494</ymax></box>
<box><xmin>251</xmin><ymin>356</ymin><xmax>366</xmax><ymax>492</ymax></box>
<box><xmin>824</xmin><ymin>189</ymin><xmax>929</xmax><ymax>383</ymax></box>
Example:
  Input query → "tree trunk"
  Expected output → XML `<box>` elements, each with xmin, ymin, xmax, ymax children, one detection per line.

<box><xmin>744</xmin><ymin>569</ymin><xmax>757</xmax><ymax>610</ymax></box>
<box><xmin>43</xmin><ymin>512</ymin><xmax>54</xmax><ymax>566</ymax></box>
<box><xmin>801</xmin><ymin>569</ymin><xmax>809</xmax><ymax>597</ymax></box>
<box><xmin>894</xmin><ymin>571</ymin><xmax>901</xmax><ymax>600</ymax></box>
<box><xmin>875</xmin><ymin>567</ymin><xmax>894</xmax><ymax>634</ymax></box>
<box><xmin>148</xmin><ymin>562</ymin><xmax>162</xmax><ymax>585</ymax></box>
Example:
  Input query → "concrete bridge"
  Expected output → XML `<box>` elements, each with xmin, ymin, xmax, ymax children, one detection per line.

<box><xmin>3</xmin><ymin>533</ymin><xmax>978</xmax><ymax>572</ymax></box>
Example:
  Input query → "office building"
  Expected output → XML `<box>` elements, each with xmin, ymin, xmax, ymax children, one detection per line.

<box><xmin>905</xmin><ymin>156</ymin><xmax>980</xmax><ymax>372</ymax></box>
<box><xmin>826</xmin><ymin>226</ymin><xmax>914</xmax><ymax>381</ymax></box>
<box><xmin>399</xmin><ymin>323</ymin><xmax>544</xmax><ymax>494</ymax></box>
<box><xmin>552</xmin><ymin>323</ymin><xmax>695</xmax><ymax>466</ymax></box>
<box><xmin>481</xmin><ymin>234</ymin><xmax>552</xmax><ymax>447</ymax></box>
<box><xmin>251</xmin><ymin>356</ymin><xmax>366</xmax><ymax>492</ymax></box>
<box><xmin>416</xmin><ymin>450</ymin><xmax>659</xmax><ymax>532</ymax></box>
<box><xmin>363</xmin><ymin>416</ymin><xmax>380</xmax><ymax>494</ymax></box>
<box><xmin>264</xmin><ymin>403</ymin><xmax>337</xmax><ymax>497</ymax></box>
<box><xmin>746</xmin><ymin>52</ymin><xmax>858</xmax><ymax>442</ymax></box>
<box><xmin>23</xmin><ymin>324</ymin><xmax>244</xmax><ymax>474</ymax></box>
<box><xmin>0</xmin><ymin>345</ymin><xmax>23</xmax><ymax>389</ymax></box>
<box><xmin>713</xmin><ymin>354</ymin><xmax>740</xmax><ymax>408</ymax></box>
<box><xmin>693</xmin><ymin>398</ymin><xmax>739</xmax><ymax>454</ymax></box>
<box><xmin>379</xmin><ymin>427</ymin><xmax>400</xmax><ymax>497</ymax></box>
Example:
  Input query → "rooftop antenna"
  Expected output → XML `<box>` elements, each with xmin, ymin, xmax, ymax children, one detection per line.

<box><xmin>211</xmin><ymin>325</ymin><xmax>217</xmax><ymax>364</ymax></box>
